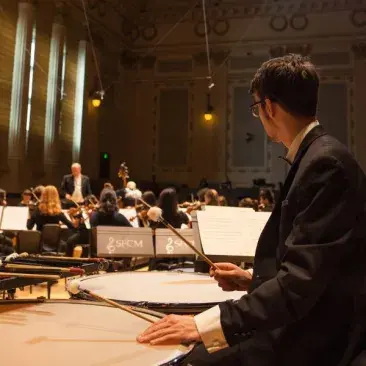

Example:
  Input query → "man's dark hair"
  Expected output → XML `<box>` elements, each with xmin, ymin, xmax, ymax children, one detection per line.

<box><xmin>250</xmin><ymin>54</ymin><xmax>319</xmax><ymax>118</ymax></box>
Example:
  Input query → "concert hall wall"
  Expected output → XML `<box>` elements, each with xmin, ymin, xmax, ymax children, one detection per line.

<box><xmin>0</xmin><ymin>1</ymin><xmax>365</xmax><ymax>193</ymax></box>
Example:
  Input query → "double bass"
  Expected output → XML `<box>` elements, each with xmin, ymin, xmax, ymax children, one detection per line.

<box><xmin>117</xmin><ymin>162</ymin><xmax>129</xmax><ymax>208</ymax></box>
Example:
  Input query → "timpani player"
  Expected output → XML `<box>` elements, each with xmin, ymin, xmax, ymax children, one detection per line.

<box><xmin>138</xmin><ymin>55</ymin><xmax>366</xmax><ymax>366</ymax></box>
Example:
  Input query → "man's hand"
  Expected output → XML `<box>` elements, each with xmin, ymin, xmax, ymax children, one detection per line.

<box><xmin>65</xmin><ymin>194</ymin><xmax>71</xmax><ymax>200</ymax></box>
<box><xmin>137</xmin><ymin>315</ymin><xmax>201</xmax><ymax>345</ymax></box>
<box><xmin>210</xmin><ymin>263</ymin><xmax>252</xmax><ymax>292</ymax></box>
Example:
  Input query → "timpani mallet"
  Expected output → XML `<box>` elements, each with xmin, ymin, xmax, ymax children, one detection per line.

<box><xmin>2</xmin><ymin>263</ymin><xmax>85</xmax><ymax>275</ymax></box>
<box><xmin>68</xmin><ymin>279</ymin><xmax>154</xmax><ymax>324</ymax></box>
<box><xmin>139</xmin><ymin>198</ymin><xmax>218</xmax><ymax>270</ymax></box>
<box><xmin>27</xmin><ymin>254</ymin><xmax>101</xmax><ymax>262</ymax></box>
<box><xmin>0</xmin><ymin>272</ymin><xmax>61</xmax><ymax>280</ymax></box>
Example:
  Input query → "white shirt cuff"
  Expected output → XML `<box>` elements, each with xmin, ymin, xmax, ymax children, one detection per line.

<box><xmin>246</xmin><ymin>268</ymin><xmax>253</xmax><ymax>276</ymax></box>
<box><xmin>194</xmin><ymin>305</ymin><xmax>229</xmax><ymax>353</ymax></box>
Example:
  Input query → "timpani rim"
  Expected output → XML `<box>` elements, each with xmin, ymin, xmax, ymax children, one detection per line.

<box><xmin>0</xmin><ymin>298</ymin><xmax>166</xmax><ymax>318</ymax></box>
<box><xmin>74</xmin><ymin>271</ymin><xmax>227</xmax><ymax>313</ymax></box>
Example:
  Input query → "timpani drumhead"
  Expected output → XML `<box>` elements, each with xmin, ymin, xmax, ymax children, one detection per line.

<box><xmin>0</xmin><ymin>300</ymin><xmax>190</xmax><ymax>366</ymax></box>
<box><xmin>76</xmin><ymin>272</ymin><xmax>245</xmax><ymax>314</ymax></box>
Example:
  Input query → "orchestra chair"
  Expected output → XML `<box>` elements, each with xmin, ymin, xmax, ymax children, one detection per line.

<box><xmin>17</xmin><ymin>230</ymin><xmax>41</xmax><ymax>254</ymax></box>
<box><xmin>40</xmin><ymin>224</ymin><xmax>64</xmax><ymax>255</ymax></box>
<box><xmin>16</xmin><ymin>230</ymin><xmax>42</xmax><ymax>295</ymax></box>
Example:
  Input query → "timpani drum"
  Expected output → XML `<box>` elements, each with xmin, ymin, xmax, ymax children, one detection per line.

<box><xmin>74</xmin><ymin>271</ymin><xmax>245</xmax><ymax>314</ymax></box>
<box><xmin>0</xmin><ymin>300</ymin><xmax>191</xmax><ymax>366</ymax></box>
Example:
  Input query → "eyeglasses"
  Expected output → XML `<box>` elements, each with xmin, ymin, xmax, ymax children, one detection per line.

<box><xmin>249</xmin><ymin>100</ymin><xmax>265</xmax><ymax>118</ymax></box>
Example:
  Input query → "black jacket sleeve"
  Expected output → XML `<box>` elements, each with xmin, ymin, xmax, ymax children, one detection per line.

<box><xmin>60</xmin><ymin>176</ymin><xmax>68</xmax><ymax>198</ymax></box>
<box><xmin>84</xmin><ymin>177</ymin><xmax>92</xmax><ymax>197</ymax></box>
<box><xmin>219</xmin><ymin>157</ymin><xmax>361</xmax><ymax>344</ymax></box>
<box><xmin>59</xmin><ymin>213</ymin><xmax>75</xmax><ymax>230</ymax></box>
<box><xmin>27</xmin><ymin>211</ymin><xmax>37</xmax><ymax>230</ymax></box>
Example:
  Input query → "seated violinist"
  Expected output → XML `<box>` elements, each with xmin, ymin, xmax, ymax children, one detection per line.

<box><xmin>90</xmin><ymin>188</ymin><xmax>132</xmax><ymax>228</ymax></box>
<box><xmin>33</xmin><ymin>185</ymin><xmax>45</xmax><ymax>202</ymax></box>
<box><xmin>218</xmin><ymin>195</ymin><xmax>228</xmax><ymax>206</ymax></box>
<box><xmin>136</xmin><ymin>191</ymin><xmax>157</xmax><ymax>227</ymax></box>
<box><xmin>19</xmin><ymin>189</ymin><xmax>33</xmax><ymax>207</ymax></box>
<box><xmin>27</xmin><ymin>186</ymin><xmax>75</xmax><ymax>232</ymax></box>
<box><xmin>157</xmin><ymin>188</ymin><xmax>189</xmax><ymax>229</ymax></box>
<box><xmin>238</xmin><ymin>197</ymin><xmax>256</xmax><ymax>210</ymax></box>
<box><xmin>258</xmin><ymin>189</ymin><xmax>275</xmax><ymax>212</ymax></box>
<box><xmin>204</xmin><ymin>189</ymin><xmax>219</xmax><ymax>206</ymax></box>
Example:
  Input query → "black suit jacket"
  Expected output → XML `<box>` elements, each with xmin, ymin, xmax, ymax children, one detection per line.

<box><xmin>60</xmin><ymin>174</ymin><xmax>92</xmax><ymax>198</ymax></box>
<box><xmin>219</xmin><ymin>126</ymin><xmax>366</xmax><ymax>366</ymax></box>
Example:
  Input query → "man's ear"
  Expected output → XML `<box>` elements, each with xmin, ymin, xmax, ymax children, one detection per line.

<box><xmin>264</xmin><ymin>99</ymin><xmax>274</xmax><ymax>119</ymax></box>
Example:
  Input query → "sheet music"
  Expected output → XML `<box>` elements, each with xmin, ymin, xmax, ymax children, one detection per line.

<box><xmin>0</xmin><ymin>206</ymin><xmax>29</xmax><ymax>231</ymax></box>
<box><xmin>119</xmin><ymin>208</ymin><xmax>139</xmax><ymax>228</ymax></box>
<box><xmin>204</xmin><ymin>205</ymin><xmax>254</xmax><ymax>212</ymax></box>
<box><xmin>197</xmin><ymin>207</ymin><xmax>271</xmax><ymax>257</ymax></box>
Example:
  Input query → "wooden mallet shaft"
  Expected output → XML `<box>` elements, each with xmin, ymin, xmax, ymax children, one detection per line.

<box><xmin>139</xmin><ymin>197</ymin><xmax>218</xmax><ymax>269</ymax></box>
<box><xmin>27</xmin><ymin>254</ymin><xmax>101</xmax><ymax>262</ymax></box>
<box><xmin>165</xmin><ymin>222</ymin><xmax>217</xmax><ymax>269</ymax></box>
<box><xmin>0</xmin><ymin>272</ymin><xmax>60</xmax><ymax>279</ymax></box>
<box><xmin>3</xmin><ymin>263</ymin><xmax>84</xmax><ymax>274</ymax></box>
<box><xmin>82</xmin><ymin>289</ymin><xmax>154</xmax><ymax>324</ymax></box>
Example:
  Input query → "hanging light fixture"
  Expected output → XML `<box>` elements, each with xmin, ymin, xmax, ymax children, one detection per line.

<box><xmin>91</xmin><ymin>90</ymin><xmax>105</xmax><ymax>108</ymax></box>
<box><xmin>204</xmin><ymin>93</ymin><xmax>214</xmax><ymax>122</ymax></box>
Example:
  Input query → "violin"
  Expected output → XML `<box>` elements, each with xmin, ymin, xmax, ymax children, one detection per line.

<box><xmin>129</xmin><ymin>208</ymin><xmax>149</xmax><ymax>227</ymax></box>
<box><xmin>179</xmin><ymin>201</ymin><xmax>203</xmax><ymax>214</ymax></box>
<box><xmin>29</xmin><ymin>187</ymin><xmax>41</xmax><ymax>205</ymax></box>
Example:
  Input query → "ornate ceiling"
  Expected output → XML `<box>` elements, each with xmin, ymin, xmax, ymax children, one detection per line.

<box><xmin>80</xmin><ymin>0</ymin><xmax>366</xmax><ymax>25</ymax></box>
<box><xmin>65</xmin><ymin>0</ymin><xmax>366</xmax><ymax>50</ymax></box>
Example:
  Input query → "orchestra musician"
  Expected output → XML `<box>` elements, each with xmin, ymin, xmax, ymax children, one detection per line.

<box><xmin>138</xmin><ymin>55</ymin><xmax>366</xmax><ymax>366</ymax></box>
<box><xmin>218</xmin><ymin>195</ymin><xmax>228</xmax><ymax>206</ymax></box>
<box><xmin>204</xmin><ymin>189</ymin><xmax>219</xmax><ymax>206</ymax></box>
<box><xmin>60</xmin><ymin>163</ymin><xmax>92</xmax><ymax>208</ymax></box>
<box><xmin>258</xmin><ymin>189</ymin><xmax>275</xmax><ymax>212</ymax></box>
<box><xmin>65</xmin><ymin>209</ymin><xmax>90</xmax><ymax>258</ymax></box>
<box><xmin>156</xmin><ymin>188</ymin><xmax>189</xmax><ymax>229</ymax></box>
<box><xmin>238</xmin><ymin>197</ymin><xmax>256</xmax><ymax>210</ymax></box>
<box><xmin>134</xmin><ymin>191</ymin><xmax>157</xmax><ymax>228</ymax></box>
<box><xmin>27</xmin><ymin>186</ymin><xmax>75</xmax><ymax>253</ymax></box>
<box><xmin>18</xmin><ymin>189</ymin><xmax>33</xmax><ymax>207</ymax></box>
<box><xmin>90</xmin><ymin>188</ymin><xmax>131</xmax><ymax>266</ymax></box>
<box><xmin>32</xmin><ymin>185</ymin><xmax>45</xmax><ymax>202</ymax></box>
<box><xmin>90</xmin><ymin>188</ymin><xmax>131</xmax><ymax>228</ymax></box>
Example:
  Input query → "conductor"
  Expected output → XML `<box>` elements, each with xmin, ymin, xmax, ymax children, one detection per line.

<box><xmin>138</xmin><ymin>54</ymin><xmax>366</xmax><ymax>366</ymax></box>
<box><xmin>60</xmin><ymin>163</ymin><xmax>92</xmax><ymax>208</ymax></box>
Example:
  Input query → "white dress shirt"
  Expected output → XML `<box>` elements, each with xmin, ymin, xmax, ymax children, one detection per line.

<box><xmin>71</xmin><ymin>175</ymin><xmax>83</xmax><ymax>202</ymax></box>
<box><xmin>285</xmin><ymin>120</ymin><xmax>319</xmax><ymax>163</ymax></box>
<box><xmin>194</xmin><ymin>121</ymin><xmax>320</xmax><ymax>353</ymax></box>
